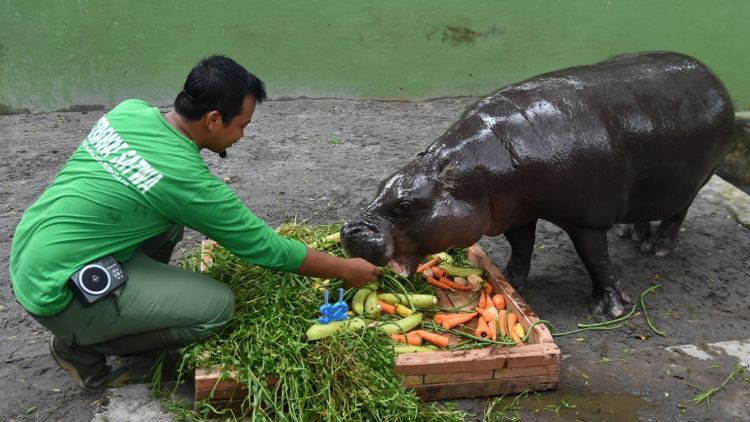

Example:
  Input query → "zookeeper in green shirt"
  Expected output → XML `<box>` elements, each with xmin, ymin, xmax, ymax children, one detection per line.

<box><xmin>8</xmin><ymin>55</ymin><xmax>381</xmax><ymax>391</ymax></box>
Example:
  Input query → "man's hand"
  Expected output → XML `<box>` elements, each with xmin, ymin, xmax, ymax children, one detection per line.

<box><xmin>340</xmin><ymin>257</ymin><xmax>381</xmax><ymax>287</ymax></box>
<box><xmin>295</xmin><ymin>248</ymin><xmax>380</xmax><ymax>287</ymax></box>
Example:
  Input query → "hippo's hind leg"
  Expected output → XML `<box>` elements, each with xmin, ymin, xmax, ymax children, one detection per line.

<box><xmin>640</xmin><ymin>202</ymin><xmax>692</xmax><ymax>257</ymax></box>
<box><xmin>639</xmin><ymin>171</ymin><xmax>713</xmax><ymax>257</ymax></box>
<box><xmin>614</xmin><ymin>222</ymin><xmax>652</xmax><ymax>242</ymax></box>
<box><xmin>503</xmin><ymin>219</ymin><xmax>538</xmax><ymax>291</ymax></box>
<box><xmin>564</xmin><ymin>226</ymin><xmax>632</xmax><ymax>318</ymax></box>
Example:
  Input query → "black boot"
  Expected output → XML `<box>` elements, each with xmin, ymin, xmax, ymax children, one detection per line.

<box><xmin>49</xmin><ymin>336</ymin><xmax>130</xmax><ymax>391</ymax></box>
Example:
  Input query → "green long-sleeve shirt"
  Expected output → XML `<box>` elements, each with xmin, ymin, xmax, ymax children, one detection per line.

<box><xmin>10</xmin><ymin>99</ymin><xmax>307</xmax><ymax>316</ymax></box>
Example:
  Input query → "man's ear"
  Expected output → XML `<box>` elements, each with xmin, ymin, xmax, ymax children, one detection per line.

<box><xmin>204</xmin><ymin>110</ymin><xmax>223</xmax><ymax>132</ymax></box>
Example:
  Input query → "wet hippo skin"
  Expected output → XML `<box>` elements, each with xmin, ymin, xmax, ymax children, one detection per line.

<box><xmin>341</xmin><ymin>52</ymin><xmax>736</xmax><ymax>318</ymax></box>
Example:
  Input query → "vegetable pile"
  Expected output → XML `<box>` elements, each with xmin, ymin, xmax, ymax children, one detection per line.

<box><xmin>162</xmin><ymin>222</ymin><xmax>469</xmax><ymax>421</ymax></box>
<box><xmin>307</xmin><ymin>247</ymin><xmax>534</xmax><ymax>352</ymax></box>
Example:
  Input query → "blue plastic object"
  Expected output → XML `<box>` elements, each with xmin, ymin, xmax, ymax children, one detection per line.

<box><xmin>318</xmin><ymin>288</ymin><xmax>348</xmax><ymax>324</ymax></box>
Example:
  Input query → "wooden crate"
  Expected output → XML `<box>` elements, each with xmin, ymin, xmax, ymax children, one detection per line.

<box><xmin>395</xmin><ymin>245</ymin><xmax>560</xmax><ymax>400</ymax></box>
<box><xmin>194</xmin><ymin>241</ymin><xmax>559</xmax><ymax>405</ymax></box>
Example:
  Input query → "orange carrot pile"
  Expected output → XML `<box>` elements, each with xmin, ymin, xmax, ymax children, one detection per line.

<box><xmin>392</xmin><ymin>254</ymin><xmax>531</xmax><ymax>350</ymax></box>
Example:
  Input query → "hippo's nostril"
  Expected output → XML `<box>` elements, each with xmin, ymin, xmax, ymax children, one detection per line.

<box><xmin>342</xmin><ymin>222</ymin><xmax>377</xmax><ymax>237</ymax></box>
<box><xmin>342</xmin><ymin>225</ymin><xmax>363</xmax><ymax>236</ymax></box>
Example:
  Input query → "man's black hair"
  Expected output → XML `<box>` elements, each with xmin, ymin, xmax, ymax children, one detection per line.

<box><xmin>174</xmin><ymin>55</ymin><xmax>267</xmax><ymax>123</ymax></box>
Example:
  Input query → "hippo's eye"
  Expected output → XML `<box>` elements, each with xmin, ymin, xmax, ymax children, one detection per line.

<box><xmin>394</xmin><ymin>201</ymin><xmax>412</xmax><ymax>217</ymax></box>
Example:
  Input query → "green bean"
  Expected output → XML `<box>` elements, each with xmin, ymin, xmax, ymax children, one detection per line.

<box><xmin>552</xmin><ymin>323</ymin><xmax>627</xmax><ymax>337</ymax></box>
<box><xmin>640</xmin><ymin>284</ymin><xmax>665</xmax><ymax>337</ymax></box>
<box><xmin>577</xmin><ymin>303</ymin><xmax>638</xmax><ymax>328</ymax></box>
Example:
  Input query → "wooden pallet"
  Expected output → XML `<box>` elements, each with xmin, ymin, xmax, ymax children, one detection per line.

<box><xmin>194</xmin><ymin>241</ymin><xmax>560</xmax><ymax>406</ymax></box>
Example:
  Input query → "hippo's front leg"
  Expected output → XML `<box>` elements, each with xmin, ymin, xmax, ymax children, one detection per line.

<box><xmin>503</xmin><ymin>219</ymin><xmax>538</xmax><ymax>291</ymax></box>
<box><xmin>565</xmin><ymin>226</ymin><xmax>632</xmax><ymax>318</ymax></box>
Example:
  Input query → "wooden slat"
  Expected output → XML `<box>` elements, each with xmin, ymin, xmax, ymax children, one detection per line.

<box><xmin>395</xmin><ymin>343</ymin><xmax>560</xmax><ymax>375</ymax></box>
<box><xmin>401</xmin><ymin>375</ymin><xmax>424</xmax><ymax>387</ymax></box>
<box><xmin>424</xmin><ymin>369</ymin><xmax>494</xmax><ymax>384</ymax></box>
<box><xmin>200</xmin><ymin>239</ymin><xmax>218</xmax><ymax>272</ymax></box>
<box><xmin>494</xmin><ymin>363</ymin><xmax>560</xmax><ymax>380</ymax></box>
<box><xmin>413</xmin><ymin>375</ymin><xmax>559</xmax><ymax>401</ymax></box>
<box><xmin>194</xmin><ymin>366</ymin><xmax>277</xmax><ymax>402</ymax></box>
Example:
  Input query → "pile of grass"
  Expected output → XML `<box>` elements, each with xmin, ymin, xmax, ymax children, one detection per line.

<box><xmin>158</xmin><ymin>222</ymin><xmax>467</xmax><ymax>421</ymax></box>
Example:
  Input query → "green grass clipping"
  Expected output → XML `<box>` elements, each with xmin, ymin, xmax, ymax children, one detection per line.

<box><xmin>156</xmin><ymin>222</ymin><xmax>467</xmax><ymax>421</ymax></box>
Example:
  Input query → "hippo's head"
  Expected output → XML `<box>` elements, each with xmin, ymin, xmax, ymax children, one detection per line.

<box><xmin>341</xmin><ymin>153</ymin><xmax>492</xmax><ymax>275</ymax></box>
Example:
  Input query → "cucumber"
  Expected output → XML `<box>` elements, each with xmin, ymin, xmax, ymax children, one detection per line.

<box><xmin>377</xmin><ymin>293</ymin><xmax>437</xmax><ymax>309</ymax></box>
<box><xmin>394</xmin><ymin>294</ymin><xmax>438</xmax><ymax>309</ymax></box>
<box><xmin>364</xmin><ymin>290</ymin><xmax>381</xmax><ymax>318</ymax></box>
<box><xmin>306</xmin><ymin>317</ymin><xmax>367</xmax><ymax>341</ymax></box>
<box><xmin>393</xmin><ymin>344</ymin><xmax>437</xmax><ymax>354</ymax></box>
<box><xmin>438</xmin><ymin>263</ymin><xmax>484</xmax><ymax>278</ymax></box>
<box><xmin>378</xmin><ymin>313</ymin><xmax>423</xmax><ymax>335</ymax></box>
<box><xmin>377</xmin><ymin>293</ymin><xmax>401</xmax><ymax>306</ymax></box>
<box><xmin>352</xmin><ymin>283</ymin><xmax>377</xmax><ymax>315</ymax></box>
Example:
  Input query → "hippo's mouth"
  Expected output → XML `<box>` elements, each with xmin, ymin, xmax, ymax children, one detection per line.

<box><xmin>386</xmin><ymin>253</ymin><xmax>424</xmax><ymax>277</ymax></box>
<box><xmin>387</xmin><ymin>260</ymin><xmax>409</xmax><ymax>276</ymax></box>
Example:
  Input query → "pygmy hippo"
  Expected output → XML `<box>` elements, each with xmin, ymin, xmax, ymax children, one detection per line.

<box><xmin>340</xmin><ymin>52</ymin><xmax>736</xmax><ymax>318</ymax></box>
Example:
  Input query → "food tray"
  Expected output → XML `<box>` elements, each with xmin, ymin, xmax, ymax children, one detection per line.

<box><xmin>194</xmin><ymin>241</ymin><xmax>560</xmax><ymax>405</ymax></box>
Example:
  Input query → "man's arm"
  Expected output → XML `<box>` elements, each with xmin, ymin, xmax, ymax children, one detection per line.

<box><xmin>295</xmin><ymin>248</ymin><xmax>380</xmax><ymax>287</ymax></box>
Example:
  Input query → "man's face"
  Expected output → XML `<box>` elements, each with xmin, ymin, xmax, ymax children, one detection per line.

<box><xmin>206</xmin><ymin>95</ymin><xmax>257</xmax><ymax>153</ymax></box>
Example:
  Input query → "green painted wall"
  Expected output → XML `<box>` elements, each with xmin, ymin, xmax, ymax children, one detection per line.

<box><xmin>1</xmin><ymin>1</ymin><xmax>748</xmax><ymax>112</ymax></box>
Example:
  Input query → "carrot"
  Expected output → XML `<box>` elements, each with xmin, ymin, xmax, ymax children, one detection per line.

<box><xmin>484</xmin><ymin>281</ymin><xmax>494</xmax><ymax>295</ymax></box>
<box><xmin>416</xmin><ymin>256</ymin><xmax>441</xmax><ymax>273</ymax></box>
<box><xmin>378</xmin><ymin>300</ymin><xmax>396</xmax><ymax>315</ymax></box>
<box><xmin>475</xmin><ymin>316</ymin><xmax>491</xmax><ymax>339</ymax></box>
<box><xmin>478</xmin><ymin>290</ymin><xmax>487</xmax><ymax>309</ymax></box>
<box><xmin>431</xmin><ymin>266</ymin><xmax>448</xmax><ymax>280</ymax></box>
<box><xmin>441</xmin><ymin>312</ymin><xmax>479</xmax><ymax>330</ymax></box>
<box><xmin>390</xmin><ymin>332</ymin><xmax>423</xmax><ymax>346</ymax></box>
<box><xmin>439</xmin><ymin>276</ymin><xmax>474</xmax><ymax>291</ymax></box>
<box><xmin>425</xmin><ymin>275</ymin><xmax>454</xmax><ymax>290</ymax></box>
<box><xmin>475</xmin><ymin>306</ymin><xmax>498</xmax><ymax>323</ymax></box>
<box><xmin>497</xmin><ymin>309</ymin><xmax>507</xmax><ymax>337</ymax></box>
<box><xmin>487</xmin><ymin>319</ymin><xmax>497</xmax><ymax>340</ymax></box>
<box><xmin>506</xmin><ymin>312</ymin><xmax>518</xmax><ymax>339</ymax></box>
<box><xmin>415</xmin><ymin>330</ymin><xmax>450</xmax><ymax>348</ymax></box>
<box><xmin>491</xmin><ymin>294</ymin><xmax>506</xmax><ymax>310</ymax></box>
<box><xmin>435</xmin><ymin>311</ymin><xmax>477</xmax><ymax>324</ymax></box>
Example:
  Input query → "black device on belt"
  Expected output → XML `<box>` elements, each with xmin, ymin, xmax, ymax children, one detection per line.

<box><xmin>68</xmin><ymin>256</ymin><xmax>128</xmax><ymax>305</ymax></box>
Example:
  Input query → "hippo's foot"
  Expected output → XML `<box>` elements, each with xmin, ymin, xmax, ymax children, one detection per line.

<box><xmin>590</xmin><ymin>284</ymin><xmax>632</xmax><ymax>319</ymax></box>
<box><xmin>639</xmin><ymin>225</ymin><xmax>680</xmax><ymax>257</ymax></box>
<box><xmin>614</xmin><ymin>222</ymin><xmax>652</xmax><ymax>242</ymax></box>
<box><xmin>504</xmin><ymin>262</ymin><xmax>528</xmax><ymax>292</ymax></box>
